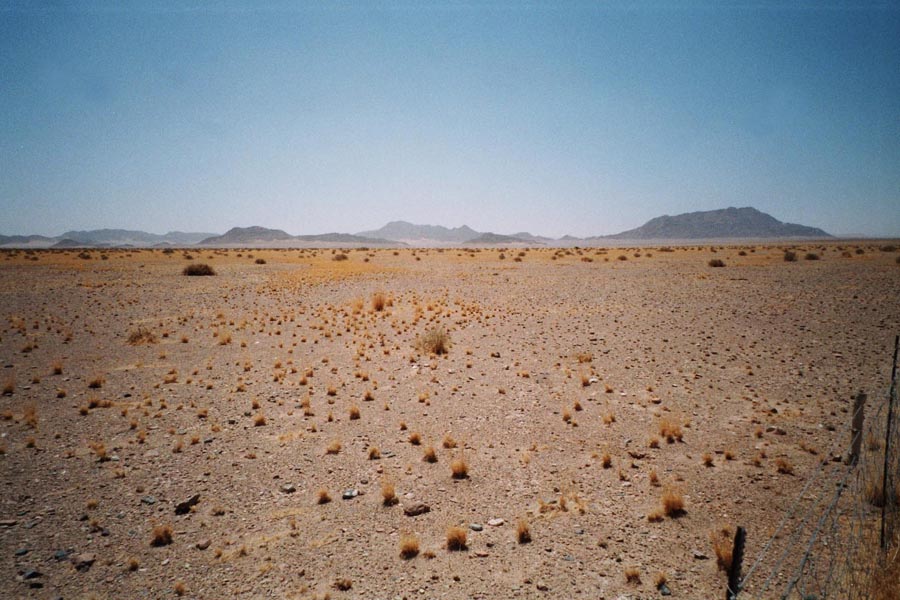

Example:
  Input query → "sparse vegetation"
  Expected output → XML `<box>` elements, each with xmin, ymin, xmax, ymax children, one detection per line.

<box><xmin>446</xmin><ymin>526</ymin><xmax>468</xmax><ymax>551</ymax></box>
<box><xmin>183</xmin><ymin>263</ymin><xmax>216</xmax><ymax>276</ymax></box>
<box><xmin>416</xmin><ymin>327</ymin><xmax>450</xmax><ymax>355</ymax></box>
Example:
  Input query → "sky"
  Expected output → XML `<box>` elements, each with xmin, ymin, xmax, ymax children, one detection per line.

<box><xmin>1</xmin><ymin>1</ymin><xmax>899</xmax><ymax>238</ymax></box>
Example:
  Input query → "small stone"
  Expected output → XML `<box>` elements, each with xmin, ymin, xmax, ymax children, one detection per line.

<box><xmin>0</xmin><ymin>519</ymin><xmax>17</xmax><ymax>527</ymax></box>
<box><xmin>15</xmin><ymin>548</ymin><xmax>28</xmax><ymax>556</ymax></box>
<box><xmin>474</xmin><ymin>550</ymin><xmax>488</xmax><ymax>557</ymax></box>
<box><xmin>141</xmin><ymin>496</ymin><xmax>157</xmax><ymax>505</ymax></box>
<box><xmin>53</xmin><ymin>550</ymin><xmax>68</xmax><ymax>561</ymax></box>
<box><xmin>196</xmin><ymin>539</ymin><xmax>211</xmax><ymax>550</ymax></box>
<box><xmin>403</xmin><ymin>502</ymin><xmax>430</xmax><ymax>517</ymax></box>
<box><xmin>659</xmin><ymin>582</ymin><xmax>672</xmax><ymax>595</ymax></box>
<box><xmin>22</xmin><ymin>569</ymin><xmax>42</xmax><ymax>580</ymax></box>
<box><xmin>342</xmin><ymin>489</ymin><xmax>358</xmax><ymax>500</ymax></box>
<box><xmin>175</xmin><ymin>494</ymin><xmax>200</xmax><ymax>515</ymax></box>
<box><xmin>536</xmin><ymin>582</ymin><xmax>549</xmax><ymax>591</ymax></box>
<box><xmin>487</xmin><ymin>518</ymin><xmax>504</xmax><ymax>527</ymax></box>
<box><xmin>692</xmin><ymin>549</ymin><xmax>708</xmax><ymax>560</ymax></box>
<box><xmin>280</xmin><ymin>483</ymin><xmax>297</xmax><ymax>494</ymax></box>
<box><xmin>72</xmin><ymin>553</ymin><xmax>96</xmax><ymax>572</ymax></box>
<box><xmin>469</xmin><ymin>523</ymin><xmax>483</xmax><ymax>531</ymax></box>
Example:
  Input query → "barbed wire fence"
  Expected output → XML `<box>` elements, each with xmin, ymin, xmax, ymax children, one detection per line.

<box><xmin>727</xmin><ymin>335</ymin><xmax>899</xmax><ymax>600</ymax></box>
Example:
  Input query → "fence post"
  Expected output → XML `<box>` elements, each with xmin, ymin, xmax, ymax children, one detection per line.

<box><xmin>726</xmin><ymin>526</ymin><xmax>746</xmax><ymax>600</ymax></box>
<box><xmin>847</xmin><ymin>392</ymin><xmax>866</xmax><ymax>466</ymax></box>
<box><xmin>881</xmin><ymin>335</ymin><xmax>899</xmax><ymax>549</ymax></box>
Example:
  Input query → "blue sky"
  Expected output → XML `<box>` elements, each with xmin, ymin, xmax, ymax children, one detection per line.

<box><xmin>1</xmin><ymin>1</ymin><xmax>898</xmax><ymax>237</ymax></box>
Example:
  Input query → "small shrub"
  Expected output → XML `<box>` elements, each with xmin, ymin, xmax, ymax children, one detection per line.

<box><xmin>708</xmin><ymin>259</ymin><xmax>726</xmax><ymax>267</ymax></box>
<box><xmin>624</xmin><ymin>566</ymin><xmax>641</xmax><ymax>584</ymax></box>
<box><xmin>381</xmin><ymin>480</ymin><xmax>398</xmax><ymax>506</ymax></box>
<box><xmin>446</xmin><ymin>526</ymin><xmax>468</xmax><ymax>551</ymax></box>
<box><xmin>804</xmin><ymin>252</ymin><xmax>820</xmax><ymax>261</ymax></box>
<box><xmin>775</xmin><ymin>457</ymin><xmax>794</xmax><ymax>474</ymax></box>
<box><xmin>317</xmin><ymin>488</ymin><xmax>332</xmax><ymax>504</ymax></box>
<box><xmin>254</xmin><ymin>258</ymin><xmax>266</xmax><ymax>264</ymax></box>
<box><xmin>451</xmin><ymin>455</ymin><xmax>469</xmax><ymax>479</ymax></box>
<box><xmin>326</xmin><ymin>439</ymin><xmax>342</xmax><ymax>454</ymax></box>
<box><xmin>517</xmin><ymin>519</ymin><xmax>531</xmax><ymax>544</ymax></box>
<box><xmin>372</xmin><ymin>292</ymin><xmax>386</xmax><ymax>312</ymax></box>
<box><xmin>332</xmin><ymin>253</ymin><xmax>348</xmax><ymax>262</ymax></box>
<box><xmin>416</xmin><ymin>327</ymin><xmax>450</xmax><ymax>355</ymax></box>
<box><xmin>128</xmin><ymin>326</ymin><xmax>158</xmax><ymax>345</ymax></box>
<box><xmin>423</xmin><ymin>445</ymin><xmax>438</xmax><ymax>463</ymax></box>
<box><xmin>783</xmin><ymin>250</ymin><xmax>797</xmax><ymax>262</ymax></box>
<box><xmin>183</xmin><ymin>263</ymin><xmax>216</xmax><ymax>276</ymax></box>
<box><xmin>661</xmin><ymin>488</ymin><xmax>685</xmax><ymax>517</ymax></box>
<box><xmin>150</xmin><ymin>524</ymin><xmax>174</xmax><ymax>546</ymax></box>
<box><xmin>399</xmin><ymin>534</ymin><xmax>420</xmax><ymax>559</ymax></box>
<box><xmin>711</xmin><ymin>527</ymin><xmax>734</xmax><ymax>572</ymax></box>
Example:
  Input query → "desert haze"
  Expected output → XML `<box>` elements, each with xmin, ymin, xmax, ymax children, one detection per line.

<box><xmin>1</xmin><ymin>242</ymin><xmax>898</xmax><ymax>599</ymax></box>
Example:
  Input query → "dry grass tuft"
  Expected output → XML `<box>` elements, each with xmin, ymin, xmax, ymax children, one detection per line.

<box><xmin>775</xmin><ymin>457</ymin><xmax>794</xmax><ymax>474</ymax></box>
<box><xmin>381</xmin><ymin>480</ymin><xmax>398</xmax><ymax>506</ymax></box>
<box><xmin>711</xmin><ymin>527</ymin><xmax>734</xmax><ymax>572</ymax></box>
<box><xmin>326</xmin><ymin>439</ymin><xmax>342</xmax><ymax>454</ymax></box>
<box><xmin>399</xmin><ymin>534</ymin><xmax>420</xmax><ymax>559</ymax></box>
<box><xmin>127</xmin><ymin>326</ymin><xmax>158</xmax><ymax>345</ymax></box>
<box><xmin>372</xmin><ymin>292</ymin><xmax>386</xmax><ymax>312</ymax></box>
<box><xmin>150</xmin><ymin>524</ymin><xmax>173</xmax><ymax>546</ymax></box>
<box><xmin>423</xmin><ymin>445</ymin><xmax>438</xmax><ymax>463</ymax></box>
<box><xmin>624</xmin><ymin>566</ymin><xmax>641</xmax><ymax>584</ymax></box>
<box><xmin>416</xmin><ymin>327</ymin><xmax>450</xmax><ymax>355</ymax></box>
<box><xmin>446</xmin><ymin>526</ymin><xmax>468</xmax><ymax>551</ymax></box>
<box><xmin>317</xmin><ymin>488</ymin><xmax>332</xmax><ymax>504</ymax></box>
<box><xmin>661</xmin><ymin>488</ymin><xmax>686</xmax><ymax>517</ymax></box>
<box><xmin>659</xmin><ymin>418</ymin><xmax>683</xmax><ymax>443</ymax></box>
<box><xmin>451</xmin><ymin>455</ymin><xmax>469</xmax><ymax>479</ymax></box>
<box><xmin>517</xmin><ymin>518</ymin><xmax>532</xmax><ymax>544</ymax></box>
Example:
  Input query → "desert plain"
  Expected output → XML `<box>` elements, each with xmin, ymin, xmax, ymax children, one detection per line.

<box><xmin>1</xmin><ymin>243</ymin><xmax>899</xmax><ymax>599</ymax></box>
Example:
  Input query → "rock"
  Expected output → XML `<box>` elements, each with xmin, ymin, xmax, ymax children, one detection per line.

<box><xmin>280</xmin><ymin>483</ymin><xmax>296</xmax><ymax>494</ymax></box>
<box><xmin>175</xmin><ymin>494</ymin><xmax>200</xmax><ymax>515</ymax></box>
<box><xmin>22</xmin><ymin>569</ymin><xmax>42</xmax><ymax>580</ymax></box>
<box><xmin>342</xmin><ymin>489</ymin><xmax>358</xmax><ymax>500</ymax></box>
<box><xmin>141</xmin><ymin>496</ymin><xmax>157</xmax><ymax>505</ymax></box>
<box><xmin>474</xmin><ymin>550</ymin><xmax>488</xmax><ymax>557</ymax></box>
<box><xmin>0</xmin><ymin>519</ymin><xmax>17</xmax><ymax>527</ymax></box>
<box><xmin>72</xmin><ymin>553</ymin><xmax>96</xmax><ymax>572</ymax></box>
<box><xmin>53</xmin><ymin>550</ymin><xmax>68</xmax><ymax>561</ymax></box>
<box><xmin>469</xmin><ymin>523</ymin><xmax>483</xmax><ymax>532</ymax></box>
<box><xmin>403</xmin><ymin>502</ymin><xmax>431</xmax><ymax>517</ymax></box>
<box><xmin>659</xmin><ymin>582</ymin><xmax>672</xmax><ymax>595</ymax></box>
<box><xmin>692</xmin><ymin>549</ymin><xmax>708</xmax><ymax>560</ymax></box>
<box><xmin>536</xmin><ymin>582</ymin><xmax>550</xmax><ymax>591</ymax></box>
<box><xmin>488</xmin><ymin>518</ymin><xmax>505</xmax><ymax>527</ymax></box>
<box><xmin>196</xmin><ymin>539</ymin><xmax>211</xmax><ymax>550</ymax></box>
<box><xmin>15</xmin><ymin>548</ymin><xmax>28</xmax><ymax>556</ymax></box>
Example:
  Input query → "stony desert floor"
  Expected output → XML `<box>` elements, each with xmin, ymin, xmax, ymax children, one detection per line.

<box><xmin>1</xmin><ymin>243</ymin><xmax>898</xmax><ymax>600</ymax></box>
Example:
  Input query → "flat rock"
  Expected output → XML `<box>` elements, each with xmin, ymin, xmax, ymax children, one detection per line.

<box><xmin>72</xmin><ymin>553</ymin><xmax>96</xmax><ymax>572</ymax></box>
<box><xmin>488</xmin><ymin>518</ymin><xmax>505</xmax><ymax>526</ymax></box>
<box><xmin>196</xmin><ymin>539</ymin><xmax>211</xmax><ymax>550</ymax></box>
<box><xmin>280</xmin><ymin>483</ymin><xmax>296</xmax><ymax>494</ymax></box>
<box><xmin>403</xmin><ymin>502</ymin><xmax>430</xmax><ymax>517</ymax></box>
<box><xmin>175</xmin><ymin>494</ymin><xmax>200</xmax><ymax>515</ymax></box>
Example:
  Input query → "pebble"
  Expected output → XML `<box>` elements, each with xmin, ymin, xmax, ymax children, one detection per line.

<box><xmin>15</xmin><ymin>548</ymin><xmax>28</xmax><ymax>556</ymax></box>
<box><xmin>53</xmin><ymin>550</ymin><xmax>68</xmax><ymax>561</ymax></box>
<box><xmin>692</xmin><ymin>549</ymin><xmax>708</xmax><ymax>560</ymax></box>
<box><xmin>469</xmin><ymin>523</ymin><xmax>483</xmax><ymax>531</ymax></box>
<box><xmin>0</xmin><ymin>520</ymin><xmax>17</xmax><ymax>527</ymax></box>
<box><xmin>196</xmin><ymin>539</ymin><xmax>211</xmax><ymax>550</ymax></box>
<box><xmin>487</xmin><ymin>518</ymin><xmax>504</xmax><ymax>527</ymax></box>
<box><xmin>659</xmin><ymin>582</ymin><xmax>672</xmax><ymax>595</ymax></box>
<box><xmin>342</xmin><ymin>489</ymin><xmax>358</xmax><ymax>500</ymax></box>
<box><xmin>280</xmin><ymin>483</ymin><xmax>297</xmax><ymax>494</ymax></box>
<box><xmin>141</xmin><ymin>496</ymin><xmax>157</xmax><ymax>505</ymax></box>
<box><xmin>22</xmin><ymin>569</ymin><xmax>42</xmax><ymax>580</ymax></box>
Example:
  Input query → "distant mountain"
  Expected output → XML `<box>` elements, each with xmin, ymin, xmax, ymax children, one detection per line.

<box><xmin>198</xmin><ymin>226</ymin><xmax>400</xmax><ymax>247</ymax></box>
<box><xmin>60</xmin><ymin>229</ymin><xmax>215</xmax><ymax>246</ymax></box>
<box><xmin>357</xmin><ymin>221</ymin><xmax>478</xmax><ymax>244</ymax></box>
<box><xmin>464</xmin><ymin>232</ymin><xmax>536</xmax><ymax>245</ymax></box>
<box><xmin>199</xmin><ymin>226</ymin><xmax>293</xmax><ymax>245</ymax></box>
<box><xmin>0</xmin><ymin>234</ymin><xmax>57</xmax><ymax>247</ymax></box>
<box><xmin>606</xmin><ymin>207</ymin><xmax>832</xmax><ymax>240</ymax></box>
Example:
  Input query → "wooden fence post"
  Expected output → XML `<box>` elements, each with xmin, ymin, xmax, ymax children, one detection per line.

<box><xmin>726</xmin><ymin>526</ymin><xmax>746</xmax><ymax>600</ymax></box>
<box><xmin>847</xmin><ymin>392</ymin><xmax>866</xmax><ymax>466</ymax></box>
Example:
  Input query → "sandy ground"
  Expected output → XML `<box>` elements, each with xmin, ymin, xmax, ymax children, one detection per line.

<box><xmin>1</xmin><ymin>243</ymin><xmax>898</xmax><ymax>600</ymax></box>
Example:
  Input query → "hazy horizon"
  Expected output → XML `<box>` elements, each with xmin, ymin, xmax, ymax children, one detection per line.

<box><xmin>2</xmin><ymin>2</ymin><xmax>899</xmax><ymax>238</ymax></box>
